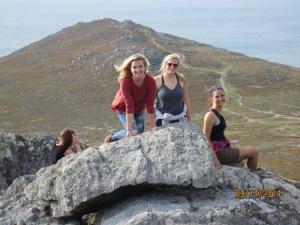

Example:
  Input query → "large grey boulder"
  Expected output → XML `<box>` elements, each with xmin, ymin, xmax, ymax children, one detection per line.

<box><xmin>97</xmin><ymin>168</ymin><xmax>300</xmax><ymax>225</ymax></box>
<box><xmin>0</xmin><ymin>123</ymin><xmax>215</xmax><ymax>224</ymax></box>
<box><xmin>0</xmin><ymin>123</ymin><xmax>299</xmax><ymax>225</ymax></box>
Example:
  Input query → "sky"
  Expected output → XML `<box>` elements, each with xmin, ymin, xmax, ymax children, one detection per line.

<box><xmin>0</xmin><ymin>0</ymin><xmax>300</xmax><ymax>68</ymax></box>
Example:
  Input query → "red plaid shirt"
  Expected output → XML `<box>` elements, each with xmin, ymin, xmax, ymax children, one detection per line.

<box><xmin>211</xmin><ymin>139</ymin><xmax>230</xmax><ymax>153</ymax></box>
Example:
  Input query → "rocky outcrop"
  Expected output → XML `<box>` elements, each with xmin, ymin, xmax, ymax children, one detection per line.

<box><xmin>0</xmin><ymin>132</ymin><xmax>56</xmax><ymax>191</ymax></box>
<box><xmin>0</xmin><ymin>132</ymin><xmax>87</xmax><ymax>192</ymax></box>
<box><xmin>0</xmin><ymin>123</ymin><xmax>299</xmax><ymax>225</ymax></box>
<box><xmin>95</xmin><ymin>165</ymin><xmax>300</xmax><ymax>225</ymax></box>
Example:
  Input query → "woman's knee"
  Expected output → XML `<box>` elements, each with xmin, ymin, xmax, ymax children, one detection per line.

<box><xmin>251</xmin><ymin>147</ymin><xmax>259</xmax><ymax>157</ymax></box>
<box><xmin>238</xmin><ymin>146</ymin><xmax>258</xmax><ymax>160</ymax></box>
<box><xmin>246</xmin><ymin>146</ymin><xmax>259</xmax><ymax>160</ymax></box>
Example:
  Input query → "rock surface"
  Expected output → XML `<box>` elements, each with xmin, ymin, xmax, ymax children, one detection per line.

<box><xmin>0</xmin><ymin>123</ymin><xmax>299</xmax><ymax>225</ymax></box>
<box><xmin>0</xmin><ymin>132</ymin><xmax>86</xmax><ymax>192</ymax></box>
<box><xmin>0</xmin><ymin>132</ymin><xmax>56</xmax><ymax>191</ymax></box>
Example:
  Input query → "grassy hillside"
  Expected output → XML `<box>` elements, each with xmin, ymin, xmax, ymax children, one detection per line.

<box><xmin>0</xmin><ymin>19</ymin><xmax>299</xmax><ymax>181</ymax></box>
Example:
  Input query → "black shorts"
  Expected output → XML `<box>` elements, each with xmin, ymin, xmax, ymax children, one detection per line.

<box><xmin>217</xmin><ymin>147</ymin><xmax>240</xmax><ymax>164</ymax></box>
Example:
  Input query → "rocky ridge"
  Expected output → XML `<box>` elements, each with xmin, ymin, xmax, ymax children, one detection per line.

<box><xmin>0</xmin><ymin>123</ymin><xmax>299</xmax><ymax>224</ymax></box>
<box><xmin>0</xmin><ymin>132</ymin><xmax>87</xmax><ymax>192</ymax></box>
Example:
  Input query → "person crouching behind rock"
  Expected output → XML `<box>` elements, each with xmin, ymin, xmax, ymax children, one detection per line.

<box><xmin>51</xmin><ymin>128</ymin><xmax>82</xmax><ymax>164</ymax></box>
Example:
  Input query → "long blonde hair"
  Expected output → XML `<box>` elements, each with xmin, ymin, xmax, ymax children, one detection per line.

<box><xmin>159</xmin><ymin>53</ymin><xmax>187</xmax><ymax>85</ymax></box>
<box><xmin>116</xmin><ymin>53</ymin><xmax>150</xmax><ymax>82</ymax></box>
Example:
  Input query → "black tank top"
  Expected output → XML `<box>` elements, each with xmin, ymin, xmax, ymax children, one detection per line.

<box><xmin>209</xmin><ymin>108</ymin><xmax>226</xmax><ymax>141</ymax></box>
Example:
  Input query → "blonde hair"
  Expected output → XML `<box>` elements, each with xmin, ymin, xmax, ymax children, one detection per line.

<box><xmin>116</xmin><ymin>53</ymin><xmax>150</xmax><ymax>82</ymax></box>
<box><xmin>159</xmin><ymin>53</ymin><xmax>187</xmax><ymax>85</ymax></box>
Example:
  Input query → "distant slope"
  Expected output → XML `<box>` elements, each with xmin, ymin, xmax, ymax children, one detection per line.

<box><xmin>0</xmin><ymin>19</ymin><xmax>299</xmax><ymax>163</ymax></box>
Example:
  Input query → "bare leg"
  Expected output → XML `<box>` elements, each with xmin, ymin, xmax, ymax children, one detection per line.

<box><xmin>238</xmin><ymin>161</ymin><xmax>245</xmax><ymax>167</ymax></box>
<box><xmin>237</xmin><ymin>146</ymin><xmax>259</xmax><ymax>169</ymax></box>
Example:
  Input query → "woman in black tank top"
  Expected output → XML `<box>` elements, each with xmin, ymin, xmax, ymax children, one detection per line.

<box><xmin>203</xmin><ymin>86</ymin><xmax>259</xmax><ymax>170</ymax></box>
<box><xmin>50</xmin><ymin>128</ymin><xmax>82</xmax><ymax>164</ymax></box>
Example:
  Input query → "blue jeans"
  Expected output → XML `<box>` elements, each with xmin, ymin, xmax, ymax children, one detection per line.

<box><xmin>112</xmin><ymin>111</ymin><xmax>145</xmax><ymax>141</ymax></box>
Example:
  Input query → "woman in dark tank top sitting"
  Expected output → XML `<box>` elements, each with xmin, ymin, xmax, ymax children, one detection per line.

<box><xmin>203</xmin><ymin>86</ymin><xmax>259</xmax><ymax>169</ymax></box>
<box><xmin>154</xmin><ymin>53</ymin><xmax>192</xmax><ymax>126</ymax></box>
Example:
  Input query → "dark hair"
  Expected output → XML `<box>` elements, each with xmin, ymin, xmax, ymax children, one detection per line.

<box><xmin>209</xmin><ymin>86</ymin><xmax>224</xmax><ymax>96</ymax></box>
<box><xmin>59</xmin><ymin>128</ymin><xmax>75</xmax><ymax>147</ymax></box>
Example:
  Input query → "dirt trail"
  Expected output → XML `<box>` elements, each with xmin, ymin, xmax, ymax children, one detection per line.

<box><xmin>219</xmin><ymin>63</ymin><xmax>231</xmax><ymax>94</ymax></box>
<box><xmin>217</xmin><ymin>63</ymin><xmax>300</xmax><ymax>122</ymax></box>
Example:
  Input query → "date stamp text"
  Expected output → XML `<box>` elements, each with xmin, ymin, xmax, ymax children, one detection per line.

<box><xmin>235</xmin><ymin>189</ymin><xmax>281</xmax><ymax>198</ymax></box>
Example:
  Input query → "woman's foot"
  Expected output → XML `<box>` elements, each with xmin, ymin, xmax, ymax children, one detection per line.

<box><xmin>104</xmin><ymin>134</ymin><xmax>114</xmax><ymax>143</ymax></box>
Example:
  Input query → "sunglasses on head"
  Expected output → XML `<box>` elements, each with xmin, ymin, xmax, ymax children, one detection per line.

<box><xmin>166</xmin><ymin>63</ymin><xmax>179</xmax><ymax>68</ymax></box>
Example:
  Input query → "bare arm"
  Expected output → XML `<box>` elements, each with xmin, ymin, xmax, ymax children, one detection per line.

<box><xmin>146</xmin><ymin>75</ymin><xmax>157</xmax><ymax>130</ymax></box>
<box><xmin>148</xmin><ymin>113</ymin><xmax>156</xmax><ymax>130</ymax></box>
<box><xmin>74</xmin><ymin>143</ymin><xmax>82</xmax><ymax>153</ymax></box>
<box><xmin>203</xmin><ymin>112</ymin><xmax>223</xmax><ymax>169</ymax></box>
<box><xmin>72</xmin><ymin>134</ymin><xmax>82</xmax><ymax>153</ymax></box>
<box><xmin>126</xmin><ymin>113</ymin><xmax>134</xmax><ymax>137</ymax></box>
<box><xmin>182</xmin><ymin>83</ymin><xmax>192</xmax><ymax>122</ymax></box>
<box><xmin>64</xmin><ymin>148</ymin><xmax>74</xmax><ymax>156</ymax></box>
